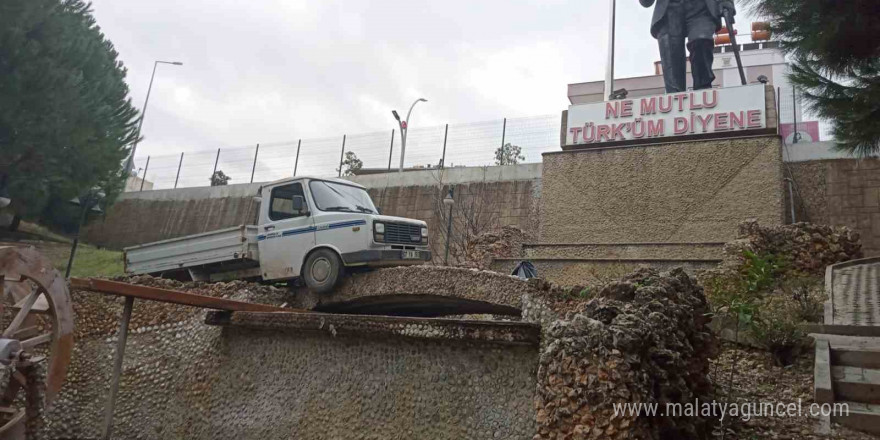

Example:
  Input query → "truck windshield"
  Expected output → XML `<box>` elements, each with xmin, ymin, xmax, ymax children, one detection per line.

<box><xmin>308</xmin><ymin>180</ymin><xmax>377</xmax><ymax>214</ymax></box>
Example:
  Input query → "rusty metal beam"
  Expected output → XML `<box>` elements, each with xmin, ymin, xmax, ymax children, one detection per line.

<box><xmin>70</xmin><ymin>278</ymin><xmax>296</xmax><ymax>313</ymax></box>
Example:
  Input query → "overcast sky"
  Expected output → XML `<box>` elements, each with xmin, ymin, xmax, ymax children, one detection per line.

<box><xmin>90</xmin><ymin>0</ymin><xmax>763</xmax><ymax>183</ymax></box>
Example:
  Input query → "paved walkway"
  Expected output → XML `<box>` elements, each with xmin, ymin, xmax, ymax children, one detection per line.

<box><xmin>829</xmin><ymin>259</ymin><xmax>880</xmax><ymax>326</ymax></box>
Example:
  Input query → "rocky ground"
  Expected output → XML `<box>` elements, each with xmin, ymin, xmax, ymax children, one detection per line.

<box><xmin>710</xmin><ymin>342</ymin><xmax>878</xmax><ymax>440</ymax></box>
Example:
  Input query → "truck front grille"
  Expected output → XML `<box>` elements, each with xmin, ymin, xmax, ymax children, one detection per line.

<box><xmin>383</xmin><ymin>222</ymin><xmax>423</xmax><ymax>245</ymax></box>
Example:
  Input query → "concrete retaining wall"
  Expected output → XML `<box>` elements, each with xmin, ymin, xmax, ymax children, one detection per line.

<box><xmin>82</xmin><ymin>164</ymin><xmax>541</xmax><ymax>251</ymax></box>
<box><xmin>540</xmin><ymin>135</ymin><xmax>785</xmax><ymax>244</ymax></box>
<box><xmin>786</xmin><ymin>158</ymin><xmax>880</xmax><ymax>257</ymax></box>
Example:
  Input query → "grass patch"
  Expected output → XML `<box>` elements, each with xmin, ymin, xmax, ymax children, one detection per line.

<box><xmin>2</xmin><ymin>221</ymin><xmax>124</xmax><ymax>278</ymax></box>
<box><xmin>58</xmin><ymin>245</ymin><xmax>124</xmax><ymax>278</ymax></box>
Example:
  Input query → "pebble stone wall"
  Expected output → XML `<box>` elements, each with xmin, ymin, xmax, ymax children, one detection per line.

<box><xmin>42</xmin><ymin>287</ymin><xmax>540</xmax><ymax>440</ymax></box>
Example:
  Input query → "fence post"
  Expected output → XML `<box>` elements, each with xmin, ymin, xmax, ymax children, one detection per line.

<box><xmin>139</xmin><ymin>156</ymin><xmax>150</xmax><ymax>192</ymax></box>
<box><xmin>791</xmin><ymin>88</ymin><xmax>799</xmax><ymax>144</ymax></box>
<box><xmin>211</xmin><ymin>148</ymin><xmax>220</xmax><ymax>183</ymax></box>
<box><xmin>440</xmin><ymin>124</ymin><xmax>449</xmax><ymax>168</ymax></box>
<box><xmin>293</xmin><ymin>139</ymin><xmax>302</xmax><ymax>176</ymax></box>
<box><xmin>387</xmin><ymin>129</ymin><xmax>395</xmax><ymax>170</ymax></box>
<box><xmin>500</xmin><ymin>117</ymin><xmax>507</xmax><ymax>151</ymax></box>
<box><xmin>173</xmin><ymin>152</ymin><xmax>184</xmax><ymax>189</ymax></box>
<box><xmin>776</xmin><ymin>86</ymin><xmax>781</xmax><ymax>138</ymax></box>
<box><xmin>338</xmin><ymin>135</ymin><xmax>346</xmax><ymax>177</ymax></box>
<box><xmin>250</xmin><ymin>144</ymin><xmax>260</xmax><ymax>183</ymax></box>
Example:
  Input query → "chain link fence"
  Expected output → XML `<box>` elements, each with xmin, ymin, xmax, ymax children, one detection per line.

<box><xmin>135</xmin><ymin>114</ymin><xmax>561</xmax><ymax>190</ymax></box>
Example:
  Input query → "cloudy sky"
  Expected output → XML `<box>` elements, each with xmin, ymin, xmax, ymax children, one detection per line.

<box><xmin>90</xmin><ymin>0</ymin><xmax>760</xmax><ymax>184</ymax></box>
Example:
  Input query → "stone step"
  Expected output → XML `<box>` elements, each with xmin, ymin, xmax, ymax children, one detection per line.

<box><xmin>832</xmin><ymin>401</ymin><xmax>880</xmax><ymax>435</ymax></box>
<box><xmin>832</xmin><ymin>366</ymin><xmax>880</xmax><ymax>404</ymax></box>
<box><xmin>833</xmin><ymin>348</ymin><xmax>880</xmax><ymax>370</ymax></box>
<box><xmin>522</xmin><ymin>242</ymin><xmax>725</xmax><ymax>261</ymax></box>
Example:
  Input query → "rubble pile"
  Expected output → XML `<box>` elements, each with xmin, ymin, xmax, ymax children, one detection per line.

<box><xmin>535</xmin><ymin>268</ymin><xmax>717</xmax><ymax>440</ymax></box>
<box><xmin>462</xmin><ymin>225</ymin><xmax>529</xmax><ymax>270</ymax></box>
<box><xmin>723</xmin><ymin>220</ymin><xmax>862</xmax><ymax>276</ymax></box>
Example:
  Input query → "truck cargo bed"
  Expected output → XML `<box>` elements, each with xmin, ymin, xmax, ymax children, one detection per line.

<box><xmin>124</xmin><ymin>225</ymin><xmax>260</xmax><ymax>276</ymax></box>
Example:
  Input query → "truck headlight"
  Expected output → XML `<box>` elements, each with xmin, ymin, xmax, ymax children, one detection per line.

<box><xmin>421</xmin><ymin>227</ymin><xmax>428</xmax><ymax>237</ymax></box>
<box><xmin>374</xmin><ymin>222</ymin><xmax>385</xmax><ymax>242</ymax></box>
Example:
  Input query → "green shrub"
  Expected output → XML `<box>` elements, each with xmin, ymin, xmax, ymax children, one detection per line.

<box><xmin>703</xmin><ymin>250</ymin><xmax>821</xmax><ymax>366</ymax></box>
<box><xmin>782</xmin><ymin>276</ymin><xmax>826</xmax><ymax>323</ymax></box>
<box><xmin>749</xmin><ymin>294</ymin><xmax>809</xmax><ymax>366</ymax></box>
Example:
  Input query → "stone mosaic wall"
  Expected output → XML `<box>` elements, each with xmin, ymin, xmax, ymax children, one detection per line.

<box><xmin>43</xmin><ymin>284</ymin><xmax>541</xmax><ymax>440</ymax></box>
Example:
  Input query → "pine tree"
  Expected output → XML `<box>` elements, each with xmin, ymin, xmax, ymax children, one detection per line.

<box><xmin>745</xmin><ymin>0</ymin><xmax>880</xmax><ymax>157</ymax></box>
<box><xmin>0</xmin><ymin>0</ymin><xmax>140</xmax><ymax>218</ymax></box>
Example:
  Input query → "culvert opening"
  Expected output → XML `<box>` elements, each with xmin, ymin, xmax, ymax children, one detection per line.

<box><xmin>313</xmin><ymin>294</ymin><xmax>522</xmax><ymax>318</ymax></box>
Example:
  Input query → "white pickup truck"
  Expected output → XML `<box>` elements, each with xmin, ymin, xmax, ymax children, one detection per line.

<box><xmin>123</xmin><ymin>176</ymin><xmax>431</xmax><ymax>293</ymax></box>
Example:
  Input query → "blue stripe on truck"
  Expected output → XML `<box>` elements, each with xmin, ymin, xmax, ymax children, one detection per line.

<box><xmin>256</xmin><ymin>219</ymin><xmax>367</xmax><ymax>242</ymax></box>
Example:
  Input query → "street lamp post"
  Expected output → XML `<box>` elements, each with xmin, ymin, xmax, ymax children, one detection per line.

<box><xmin>64</xmin><ymin>188</ymin><xmax>106</xmax><ymax>278</ymax></box>
<box><xmin>0</xmin><ymin>174</ymin><xmax>10</xmax><ymax>209</ymax></box>
<box><xmin>443</xmin><ymin>187</ymin><xmax>454</xmax><ymax>266</ymax></box>
<box><xmin>124</xmin><ymin>60</ymin><xmax>184</xmax><ymax>173</ymax></box>
<box><xmin>391</xmin><ymin>98</ymin><xmax>427</xmax><ymax>173</ymax></box>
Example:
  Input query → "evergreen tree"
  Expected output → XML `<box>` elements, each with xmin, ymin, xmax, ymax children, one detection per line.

<box><xmin>210</xmin><ymin>170</ymin><xmax>232</xmax><ymax>186</ymax></box>
<box><xmin>745</xmin><ymin>0</ymin><xmax>880</xmax><ymax>156</ymax></box>
<box><xmin>494</xmin><ymin>143</ymin><xmax>525</xmax><ymax>165</ymax></box>
<box><xmin>0</xmin><ymin>0</ymin><xmax>140</xmax><ymax>218</ymax></box>
<box><xmin>339</xmin><ymin>151</ymin><xmax>363</xmax><ymax>176</ymax></box>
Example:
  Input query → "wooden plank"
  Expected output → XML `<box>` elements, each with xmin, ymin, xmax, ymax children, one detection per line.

<box><xmin>804</xmin><ymin>324</ymin><xmax>880</xmax><ymax>338</ymax></box>
<box><xmin>70</xmin><ymin>278</ymin><xmax>297</xmax><ymax>313</ymax></box>
<box><xmin>815</xmin><ymin>339</ymin><xmax>834</xmax><ymax>404</ymax></box>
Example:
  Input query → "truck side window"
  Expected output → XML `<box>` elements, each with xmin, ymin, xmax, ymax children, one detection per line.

<box><xmin>269</xmin><ymin>183</ymin><xmax>307</xmax><ymax>221</ymax></box>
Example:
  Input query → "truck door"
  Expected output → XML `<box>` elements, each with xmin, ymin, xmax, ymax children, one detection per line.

<box><xmin>257</xmin><ymin>181</ymin><xmax>315</xmax><ymax>280</ymax></box>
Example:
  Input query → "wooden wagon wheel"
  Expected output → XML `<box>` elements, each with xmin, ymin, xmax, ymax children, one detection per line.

<box><xmin>0</xmin><ymin>246</ymin><xmax>75</xmax><ymax>439</ymax></box>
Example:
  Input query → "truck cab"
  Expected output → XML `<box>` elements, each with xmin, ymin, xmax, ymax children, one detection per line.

<box><xmin>256</xmin><ymin>176</ymin><xmax>431</xmax><ymax>292</ymax></box>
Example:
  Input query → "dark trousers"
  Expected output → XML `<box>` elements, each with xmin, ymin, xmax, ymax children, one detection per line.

<box><xmin>656</xmin><ymin>0</ymin><xmax>716</xmax><ymax>92</ymax></box>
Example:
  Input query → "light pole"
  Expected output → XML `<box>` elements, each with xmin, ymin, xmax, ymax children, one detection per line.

<box><xmin>391</xmin><ymin>98</ymin><xmax>427</xmax><ymax>173</ymax></box>
<box><xmin>605</xmin><ymin>0</ymin><xmax>616</xmax><ymax>100</ymax></box>
<box><xmin>0</xmin><ymin>174</ymin><xmax>10</xmax><ymax>209</ymax></box>
<box><xmin>124</xmin><ymin>60</ymin><xmax>184</xmax><ymax>173</ymax></box>
<box><xmin>443</xmin><ymin>187</ymin><xmax>454</xmax><ymax>266</ymax></box>
<box><xmin>65</xmin><ymin>188</ymin><xmax>106</xmax><ymax>278</ymax></box>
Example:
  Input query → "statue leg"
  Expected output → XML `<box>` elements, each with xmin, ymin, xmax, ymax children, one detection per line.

<box><xmin>686</xmin><ymin>9</ymin><xmax>718</xmax><ymax>90</ymax></box>
<box><xmin>688</xmin><ymin>39</ymin><xmax>715</xmax><ymax>89</ymax></box>
<box><xmin>658</xmin><ymin>33</ymin><xmax>687</xmax><ymax>93</ymax></box>
<box><xmin>657</xmin><ymin>12</ymin><xmax>687</xmax><ymax>94</ymax></box>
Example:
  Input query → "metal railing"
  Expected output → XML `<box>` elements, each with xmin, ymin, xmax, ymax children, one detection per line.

<box><xmin>135</xmin><ymin>114</ymin><xmax>561</xmax><ymax>190</ymax></box>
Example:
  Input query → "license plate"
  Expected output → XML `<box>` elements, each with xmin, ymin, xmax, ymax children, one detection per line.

<box><xmin>402</xmin><ymin>250</ymin><xmax>421</xmax><ymax>260</ymax></box>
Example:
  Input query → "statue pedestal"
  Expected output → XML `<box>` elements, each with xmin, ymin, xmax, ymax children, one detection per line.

<box><xmin>495</xmin><ymin>86</ymin><xmax>784</xmax><ymax>287</ymax></box>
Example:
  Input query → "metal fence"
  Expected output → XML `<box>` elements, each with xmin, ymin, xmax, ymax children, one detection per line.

<box><xmin>135</xmin><ymin>114</ymin><xmax>561</xmax><ymax>190</ymax></box>
<box><xmin>135</xmin><ymin>88</ymin><xmax>834</xmax><ymax>190</ymax></box>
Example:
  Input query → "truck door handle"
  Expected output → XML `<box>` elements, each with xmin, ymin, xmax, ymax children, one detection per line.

<box><xmin>264</xmin><ymin>225</ymin><xmax>275</xmax><ymax>231</ymax></box>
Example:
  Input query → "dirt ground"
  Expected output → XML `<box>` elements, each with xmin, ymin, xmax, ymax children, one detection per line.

<box><xmin>711</xmin><ymin>342</ymin><xmax>878</xmax><ymax>440</ymax></box>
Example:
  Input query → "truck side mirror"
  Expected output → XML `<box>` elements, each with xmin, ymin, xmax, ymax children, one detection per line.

<box><xmin>291</xmin><ymin>195</ymin><xmax>305</xmax><ymax>213</ymax></box>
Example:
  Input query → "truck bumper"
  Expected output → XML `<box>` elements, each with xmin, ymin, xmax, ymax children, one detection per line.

<box><xmin>342</xmin><ymin>249</ymin><xmax>432</xmax><ymax>266</ymax></box>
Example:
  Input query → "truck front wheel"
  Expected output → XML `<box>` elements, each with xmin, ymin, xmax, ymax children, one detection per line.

<box><xmin>303</xmin><ymin>249</ymin><xmax>344</xmax><ymax>294</ymax></box>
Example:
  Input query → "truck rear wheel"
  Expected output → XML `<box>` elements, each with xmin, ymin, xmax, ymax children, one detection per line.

<box><xmin>303</xmin><ymin>249</ymin><xmax>344</xmax><ymax>294</ymax></box>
